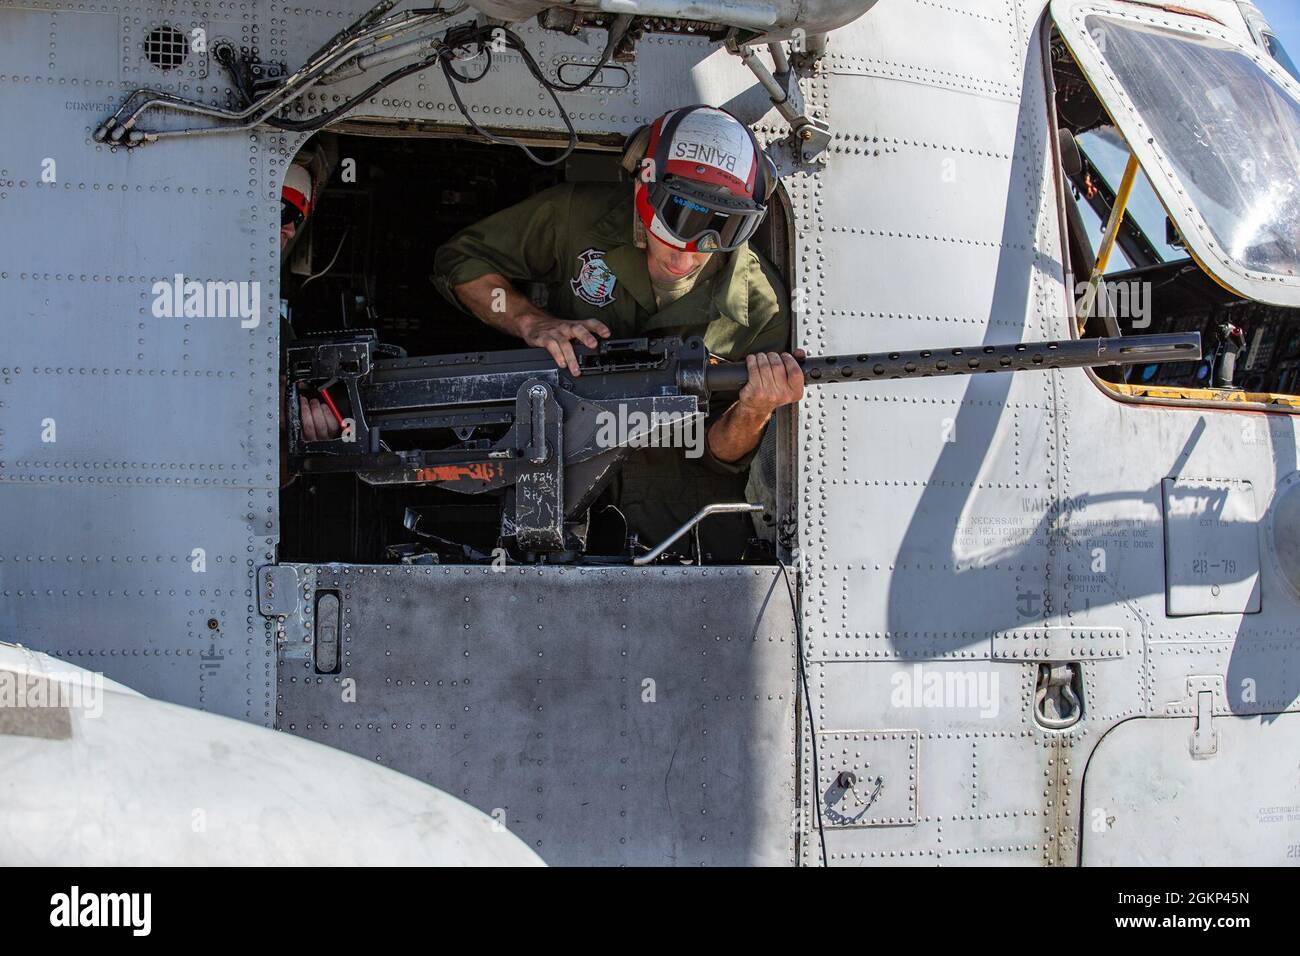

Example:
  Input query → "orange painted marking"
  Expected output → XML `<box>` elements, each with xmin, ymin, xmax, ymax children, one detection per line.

<box><xmin>414</xmin><ymin>462</ymin><xmax>502</xmax><ymax>483</ymax></box>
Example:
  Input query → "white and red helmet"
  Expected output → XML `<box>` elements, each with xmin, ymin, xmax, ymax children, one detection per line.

<box><xmin>281</xmin><ymin>162</ymin><xmax>314</xmax><ymax>226</ymax></box>
<box><xmin>632</xmin><ymin>105</ymin><xmax>774</xmax><ymax>253</ymax></box>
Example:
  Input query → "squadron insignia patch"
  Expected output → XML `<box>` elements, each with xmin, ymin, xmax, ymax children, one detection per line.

<box><xmin>571</xmin><ymin>248</ymin><xmax>617</xmax><ymax>308</ymax></box>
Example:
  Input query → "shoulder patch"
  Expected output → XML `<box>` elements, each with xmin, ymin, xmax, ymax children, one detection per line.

<box><xmin>571</xmin><ymin>248</ymin><xmax>618</xmax><ymax>308</ymax></box>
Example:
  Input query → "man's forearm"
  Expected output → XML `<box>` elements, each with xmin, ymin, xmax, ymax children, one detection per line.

<box><xmin>452</xmin><ymin>273</ymin><xmax>541</xmax><ymax>338</ymax></box>
<box><xmin>706</xmin><ymin>401</ymin><xmax>772</xmax><ymax>464</ymax></box>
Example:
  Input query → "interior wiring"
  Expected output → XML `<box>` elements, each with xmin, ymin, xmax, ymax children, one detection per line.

<box><xmin>298</xmin><ymin>226</ymin><xmax>353</xmax><ymax>291</ymax></box>
<box><xmin>102</xmin><ymin>6</ymin><xmax>631</xmax><ymax>166</ymax></box>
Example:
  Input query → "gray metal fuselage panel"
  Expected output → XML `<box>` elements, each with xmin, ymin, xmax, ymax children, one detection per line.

<box><xmin>275</xmin><ymin>564</ymin><xmax>798</xmax><ymax>866</ymax></box>
<box><xmin>1</xmin><ymin>0</ymin><xmax>1297</xmax><ymax>866</ymax></box>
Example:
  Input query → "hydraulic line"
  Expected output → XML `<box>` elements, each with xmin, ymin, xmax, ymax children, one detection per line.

<box><xmin>96</xmin><ymin>10</ymin><xmax>614</xmax><ymax>167</ymax></box>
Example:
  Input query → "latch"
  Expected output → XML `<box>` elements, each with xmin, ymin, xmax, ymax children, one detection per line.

<box><xmin>815</xmin><ymin>731</ymin><xmax>918</xmax><ymax>828</ymax></box>
<box><xmin>1162</xmin><ymin>675</ymin><xmax>1226</xmax><ymax>759</ymax></box>
<box><xmin>1191</xmin><ymin>690</ymin><xmax>1219</xmax><ymax>759</ymax></box>
<box><xmin>1034</xmin><ymin>663</ymin><xmax>1084</xmax><ymax>730</ymax></box>
<box><xmin>314</xmin><ymin>591</ymin><xmax>341</xmax><ymax>675</ymax></box>
<box><xmin>824</xmin><ymin>770</ymin><xmax>885</xmax><ymax>826</ymax></box>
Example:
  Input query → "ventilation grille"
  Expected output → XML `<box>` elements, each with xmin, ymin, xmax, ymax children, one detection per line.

<box><xmin>144</xmin><ymin>26</ymin><xmax>188</xmax><ymax>70</ymax></box>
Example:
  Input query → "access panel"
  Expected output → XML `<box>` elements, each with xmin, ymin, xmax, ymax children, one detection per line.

<box><xmin>273</xmin><ymin>564</ymin><xmax>798</xmax><ymax>866</ymax></box>
<box><xmin>1162</xmin><ymin>478</ymin><xmax>1261</xmax><ymax>616</ymax></box>
<box><xmin>1082</xmin><ymin>712</ymin><xmax>1300</xmax><ymax>865</ymax></box>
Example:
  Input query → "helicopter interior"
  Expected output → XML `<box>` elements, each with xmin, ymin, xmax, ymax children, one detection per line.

<box><xmin>277</xmin><ymin>132</ymin><xmax>794</xmax><ymax>566</ymax></box>
<box><xmin>1050</xmin><ymin>26</ymin><xmax>1300</xmax><ymax>398</ymax></box>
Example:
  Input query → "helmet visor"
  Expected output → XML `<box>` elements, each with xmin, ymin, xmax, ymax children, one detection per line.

<box><xmin>647</xmin><ymin>178</ymin><xmax>765</xmax><ymax>252</ymax></box>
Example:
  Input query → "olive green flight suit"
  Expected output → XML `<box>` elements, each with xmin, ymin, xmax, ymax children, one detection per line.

<box><xmin>433</xmin><ymin>181</ymin><xmax>790</xmax><ymax>559</ymax></box>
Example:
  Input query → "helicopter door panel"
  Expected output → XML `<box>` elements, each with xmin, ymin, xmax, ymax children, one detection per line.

<box><xmin>1081</xmin><ymin>711</ymin><xmax>1300</xmax><ymax>865</ymax></box>
<box><xmin>1052</xmin><ymin>0</ymin><xmax>1300</xmax><ymax>307</ymax></box>
<box><xmin>272</xmin><ymin>564</ymin><xmax>799</xmax><ymax>866</ymax></box>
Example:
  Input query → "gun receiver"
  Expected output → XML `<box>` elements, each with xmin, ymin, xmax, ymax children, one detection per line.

<box><xmin>287</xmin><ymin>331</ymin><xmax>1200</xmax><ymax>557</ymax></box>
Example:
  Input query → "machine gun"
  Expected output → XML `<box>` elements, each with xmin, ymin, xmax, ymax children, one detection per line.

<box><xmin>287</xmin><ymin>330</ymin><xmax>1200</xmax><ymax>558</ymax></box>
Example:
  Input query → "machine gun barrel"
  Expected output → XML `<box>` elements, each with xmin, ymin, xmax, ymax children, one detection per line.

<box><xmin>703</xmin><ymin>333</ymin><xmax>1201</xmax><ymax>392</ymax></box>
<box><xmin>287</xmin><ymin>330</ymin><xmax>1202</xmax><ymax>556</ymax></box>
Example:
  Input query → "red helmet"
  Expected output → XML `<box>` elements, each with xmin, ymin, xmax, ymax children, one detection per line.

<box><xmin>282</xmin><ymin>163</ymin><xmax>314</xmax><ymax>224</ymax></box>
<box><xmin>632</xmin><ymin>105</ymin><xmax>774</xmax><ymax>253</ymax></box>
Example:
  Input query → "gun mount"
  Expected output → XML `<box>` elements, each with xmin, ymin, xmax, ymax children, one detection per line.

<box><xmin>287</xmin><ymin>331</ymin><xmax>1201</xmax><ymax>559</ymax></box>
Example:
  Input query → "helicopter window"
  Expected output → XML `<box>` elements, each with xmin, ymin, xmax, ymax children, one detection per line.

<box><xmin>1082</xmin><ymin>15</ymin><xmax>1300</xmax><ymax>281</ymax></box>
<box><xmin>1049</xmin><ymin>18</ymin><xmax>1300</xmax><ymax>405</ymax></box>
<box><xmin>277</xmin><ymin>133</ymin><xmax>795</xmax><ymax>566</ymax></box>
<box><xmin>1053</xmin><ymin>0</ymin><xmax>1300</xmax><ymax>309</ymax></box>
<box><xmin>1263</xmin><ymin>33</ymin><xmax>1300</xmax><ymax>84</ymax></box>
<box><xmin>1072</xmin><ymin>129</ymin><xmax>1183</xmax><ymax>269</ymax></box>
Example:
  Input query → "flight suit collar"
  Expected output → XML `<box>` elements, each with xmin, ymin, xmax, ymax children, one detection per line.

<box><xmin>605</xmin><ymin>244</ymin><xmax>755</xmax><ymax>330</ymax></box>
<box><xmin>585</xmin><ymin>189</ymin><xmax>754</xmax><ymax>330</ymax></box>
<box><xmin>581</xmin><ymin>194</ymin><xmax>653</xmax><ymax>314</ymax></box>
<box><xmin>603</xmin><ymin>244</ymin><xmax>657</xmax><ymax>314</ymax></box>
<box><xmin>635</xmin><ymin>241</ymin><xmax>754</xmax><ymax>332</ymax></box>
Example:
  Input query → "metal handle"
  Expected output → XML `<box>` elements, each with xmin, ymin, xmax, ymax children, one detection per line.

<box><xmin>633</xmin><ymin>503</ymin><xmax>763</xmax><ymax>565</ymax></box>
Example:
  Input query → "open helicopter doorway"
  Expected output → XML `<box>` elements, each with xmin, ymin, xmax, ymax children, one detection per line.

<box><xmin>277</xmin><ymin>131</ymin><xmax>797</xmax><ymax>567</ymax></box>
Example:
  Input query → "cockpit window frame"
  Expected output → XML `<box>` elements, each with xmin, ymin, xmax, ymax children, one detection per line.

<box><xmin>1051</xmin><ymin>0</ymin><xmax>1300</xmax><ymax>309</ymax></box>
<box><xmin>1262</xmin><ymin>32</ymin><xmax>1300</xmax><ymax>84</ymax></box>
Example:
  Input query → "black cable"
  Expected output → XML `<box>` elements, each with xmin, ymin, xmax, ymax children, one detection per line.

<box><xmin>536</xmin><ymin>15</ymin><xmax>630</xmax><ymax>93</ymax></box>
<box><xmin>215</xmin><ymin>45</ymin><xmax>254</xmax><ymax>107</ymax></box>
<box><xmin>436</xmin><ymin>26</ymin><xmax>578</xmax><ymax>166</ymax></box>
<box><xmin>235</xmin><ymin>20</ymin><xmax>594</xmax><ymax>165</ymax></box>
<box><xmin>776</xmin><ymin>554</ymin><xmax>829</xmax><ymax>868</ymax></box>
<box><xmin>266</xmin><ymin>54</ymin><xmax>439</xmax><ymax>132</ymax></box>
<box><xmin>439</xmin><ymin>34</ymin><xmax>493</xmax><ymax>85</ymax></box>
